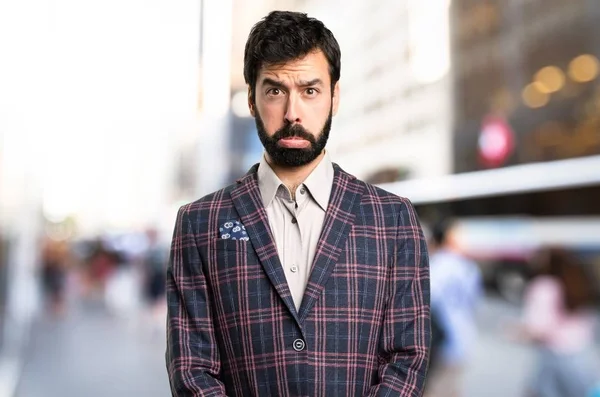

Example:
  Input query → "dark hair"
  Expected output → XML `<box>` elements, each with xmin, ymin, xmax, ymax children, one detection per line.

<box><xmin>243</xmin><ymin>11</ymin><xmax>341</xmax><ymax>103</ymax></box>
<box><xmin>431</xmin><ymin>218</ymin><xmax>454</xmax><ymax>247</ymax></box>
<box><xmin>539</xmin><ymin>247</ymin><xmax>596</xmax><ymax>311</ymax></box>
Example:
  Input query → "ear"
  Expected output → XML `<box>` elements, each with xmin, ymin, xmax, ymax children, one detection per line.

<box><xmin>248</xmin><ymin>87</ymin><xmax>256</xmax><ymax>117</ymax></box>
<box><xmin>332</xmin><ymin>82</ymin><xmax>340</xmax><ymax>116</ymax></box>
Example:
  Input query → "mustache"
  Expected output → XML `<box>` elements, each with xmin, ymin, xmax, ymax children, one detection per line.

<box><xmin>272</xmin><ymin>123</ymin><xmax>316</xmax><ymax>143</ymax></box>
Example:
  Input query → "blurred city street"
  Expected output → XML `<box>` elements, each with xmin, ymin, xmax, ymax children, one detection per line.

<box><xmin>15</xmin><ymin>298</ymin><xmax>170</xmax><ymax>397</ymax></box>
<box><xmin>12</xmin><ymin>294</ymin><xmax>588</xmax><ymax>397</ymax></box>
<box><xmin>465</xmin><ymin>297</ymin><xmax>534</xmax><ymax>397</ymax></box>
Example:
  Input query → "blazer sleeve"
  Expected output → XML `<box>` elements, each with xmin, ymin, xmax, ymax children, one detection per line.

<box><xmin>364</xmin><ymin>198</ymin><xmax>431</xmax><ymax>397</ymax></box>
<box><xmin>166</xmin><ymin>205</ymin><xmax>227</xmax><ymax>396</ymax></box>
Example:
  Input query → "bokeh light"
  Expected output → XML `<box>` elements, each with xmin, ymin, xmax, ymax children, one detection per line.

<box><xmin>522</xmin><ymin>82</ymin><xmax>550</xmax><ymax>108</ymax></box>
<box><xmin>569</xmin><ymin>54</ymin><xmax>600</xmax><ymax>83</ymax></box>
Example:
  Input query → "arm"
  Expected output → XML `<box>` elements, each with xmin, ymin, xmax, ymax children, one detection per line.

<box><xmin>506</xmin><ymin>277</ymin><xmax>561</xmax><ymax>344</ymax></box>
<box><xmin>166</xmin><ymin>205</ymin><xmax>227</xmax><ymax>396</ymax></box>
<box><xmin>365</xmin><ymin>199</ymin><xmax>431</xmax><ymax>397</ymax></box>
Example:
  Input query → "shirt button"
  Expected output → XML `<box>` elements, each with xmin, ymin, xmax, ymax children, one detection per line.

<box><xmin>300</xmin><ymin>187</ymin><xmax>306</xmax><ymax>195</ymax></box>
<box><xmin>291</xmin><ymin>217</ymin><xmax>297</xmax><ymax>224</ymax></box>
<box><xmin>290</xmin><ymin>265</ymin><xmax>298</xmax><ymax>273</ymax></box>
<box><xmin>293</xmin><ymin>338</ymin><xmax>305</xmax><ymax>352</ymax></box>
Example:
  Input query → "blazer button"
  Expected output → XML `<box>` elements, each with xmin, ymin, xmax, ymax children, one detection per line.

<box><xmin>292</xmin><ymin>338</ymin><xmax>305</xmax><ymax>352</ymax></box>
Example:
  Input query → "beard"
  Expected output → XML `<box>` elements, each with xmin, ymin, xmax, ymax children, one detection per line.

<box><xmin>255</xmin><ymin>107</ymin><xmax>332</xmax><ymax>167</ymax></box>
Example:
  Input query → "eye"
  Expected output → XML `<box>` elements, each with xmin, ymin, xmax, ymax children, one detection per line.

<box><xmin>305</xmin><ymin>88</ymin><xmax>318</xmax><ymax>96</ymax></box>
<box><xmin>267</xmin><ymin>88</ymin><xmax>282</xmax><ymax>96</ymax></box>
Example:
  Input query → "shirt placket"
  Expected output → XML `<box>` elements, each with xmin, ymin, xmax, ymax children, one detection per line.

<box><xmin>280</xmin><ymin>185</ymin><xmax>308</xmax><ymax>310</ymax></box>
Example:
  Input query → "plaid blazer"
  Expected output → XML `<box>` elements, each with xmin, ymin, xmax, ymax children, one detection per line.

<box><xmin>166</xmin><ymin>163</ymin><xmax>430</xmax><ymax>397</ymax></box>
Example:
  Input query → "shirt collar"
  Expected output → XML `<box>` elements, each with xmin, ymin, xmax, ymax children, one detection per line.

<box><xmin>303</xmin><ymin>150</ymin><xmax>334</xmax><ymax>211</ymax></box>
<box><xmin>257</xmin><ymin>154</ymin><xmax>284</xmax><ymax>209</ymax></box>
<box><xmin>257</xmin><ymin>151</ymin><xmax>334</xmax><ymax>211</ymax></box>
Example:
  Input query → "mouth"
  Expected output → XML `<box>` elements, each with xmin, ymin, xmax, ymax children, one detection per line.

<box><xmin>277</xmin><ymin>137</ymin><xmax>311</xmax><ymax>149</ymax></box>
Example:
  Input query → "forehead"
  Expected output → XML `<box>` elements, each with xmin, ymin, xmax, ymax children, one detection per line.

<box><xmin>258</xmin><ymin>50</ymin><xmax>330</xmax><ymax>84</ymax></box>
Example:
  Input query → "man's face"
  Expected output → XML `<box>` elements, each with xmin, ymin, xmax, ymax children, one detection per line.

<box><xmin>249</xmin><ymin>50</ymin><xmax>340</xmax><ymax>167</ymax></box>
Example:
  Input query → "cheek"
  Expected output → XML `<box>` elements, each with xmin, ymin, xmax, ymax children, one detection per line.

<box><xmin>310</xmin><ymin>96</ymin><xmax>332</xmax><ymax>114</ymax></box>
<box><xmin>307</xmin><ymin>101</ymin><xmax>331</xmax><ymax>130</ymax></box>
<box><xmin>258</xmin><ymin>103</ymin><xmax>284</xmax><ymax>131</ymax></box>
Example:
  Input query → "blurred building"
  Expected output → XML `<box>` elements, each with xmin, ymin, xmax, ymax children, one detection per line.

<box><xmin>415</xmin><ymin>0</ymin><xmax>600</xmax><ymax>216</ymax></box>
<box><xmin>382</xmin><ymin>0</ymin><xmax>600</xmax><ymax>302</ymax></box>
<box><xmin>452</xmin><ymin>0</ymin><xmax>600</xmax><ymax>174</ymax></box>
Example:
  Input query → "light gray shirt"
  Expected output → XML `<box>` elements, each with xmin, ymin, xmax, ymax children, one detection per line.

<box><xmin>257</xmin><ymin>151</ymin><xmax>334</xmax><ymax>310</ymax></box>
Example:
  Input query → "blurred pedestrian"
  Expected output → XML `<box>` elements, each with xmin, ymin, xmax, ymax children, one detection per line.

<box><xmin>425</xmin><ymin>219</ymin><xmax>482</xmax><ymax>397</ymax></box>
<box><xmin>40</xmin><ymin>237</ymin><xmax>70</xmax><ymax>317</ymax></box>
<box><xmin>85</xmin><ymin>239</ymin><xmax>118</xmax><ymax>298</ymax></box>
<box><xmin>421</xmin><ymin>223</ymin><xmax>448</xmax><ymax>381</ymax></box>
<box><xmin>512</xmin><ymin>248</ymin><xmax>599</xmax><ymax>397</ymax></box>
<box><xmin>142</xmin><ymin>228</ymin><xmax>167</xmax><ymax>334</ymax></box>
<box><xmin>166</xmin><ymin>10</ymin><xmax>430</xmax><ymax>396</ymax></box>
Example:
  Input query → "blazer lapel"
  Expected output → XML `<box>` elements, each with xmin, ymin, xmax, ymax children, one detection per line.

<box><xmin>230</xmin><ymin>165</ymin><xmax>300</xmax><ymax>323</ymax></box>
<box><xmin>298</xmin><ymin>164</ymin><xmax>365</xmax><ymax>322</ymax></box>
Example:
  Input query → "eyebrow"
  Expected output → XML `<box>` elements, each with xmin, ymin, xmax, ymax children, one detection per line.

<box><xmin>298</xmin><ymin>78</ymin><xmax>324</xmax><ymax>87</ymax></box>
<box><xmin>260</xmin><ymin>77</ymin><xmax>324</xmax><ymax>88</ymax></box>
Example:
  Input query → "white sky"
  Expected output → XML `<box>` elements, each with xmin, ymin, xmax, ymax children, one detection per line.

<box><xmin>0</xmin><ymin>0</ymin><xmax>201</xmax><ymax>232</ymax></box>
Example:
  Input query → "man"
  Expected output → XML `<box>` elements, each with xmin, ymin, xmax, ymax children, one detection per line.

<box><xmin>426</xmin><ymin>220</ymin><xmax>482</xmax><ymax>397</ymax></box>
<box><xmin>166</xmin><ymin>11</ymin><xmax>430</xmax><ymax>397</ymax></box>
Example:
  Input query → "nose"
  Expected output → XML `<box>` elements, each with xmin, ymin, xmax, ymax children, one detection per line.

<box><xmin>284</xmin><ymin>96</ymin><xmax>301</xmax><ymax>124</ymax></box>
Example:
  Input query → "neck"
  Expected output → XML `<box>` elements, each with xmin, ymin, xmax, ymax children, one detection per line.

<box><xmin>266</xmin><ymin>151</ymin><xmax>326</xmax><ymax>194</ymax></box>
